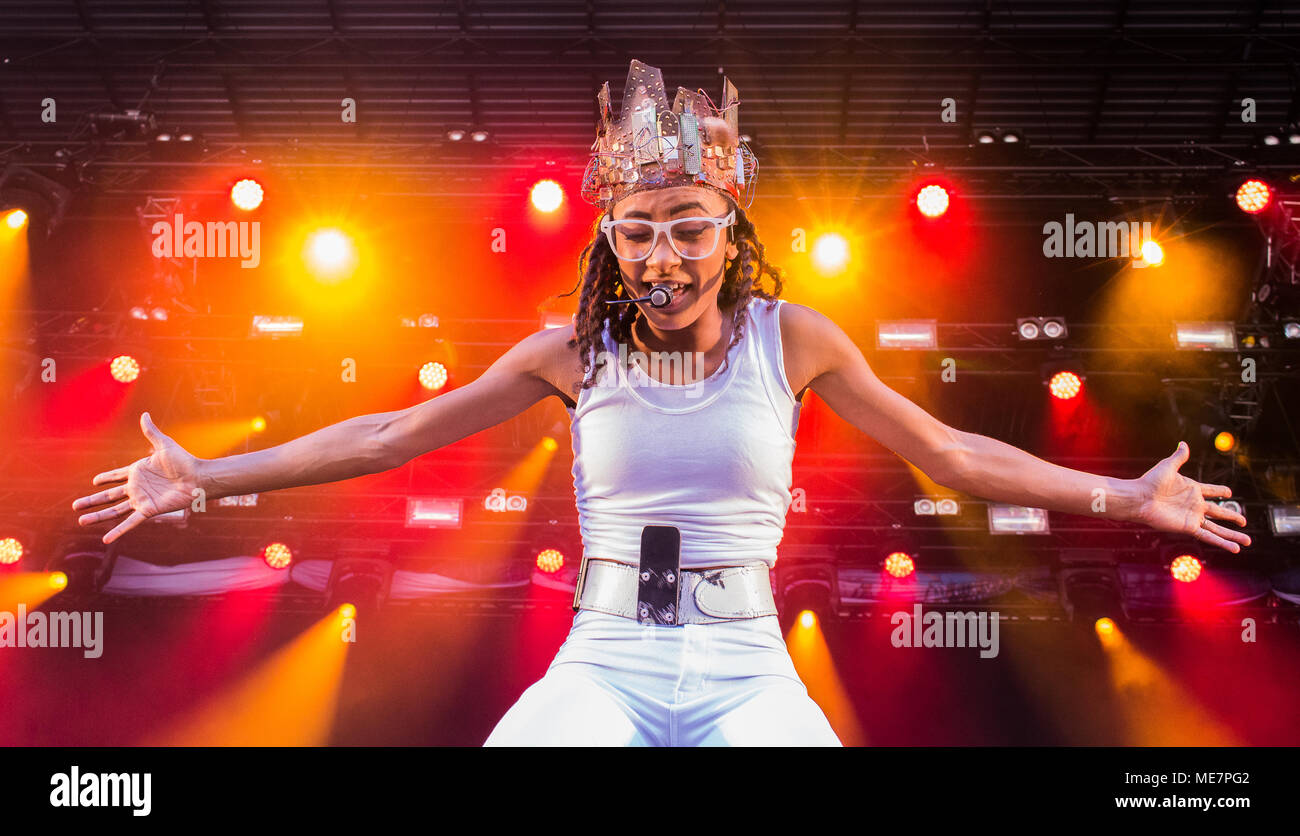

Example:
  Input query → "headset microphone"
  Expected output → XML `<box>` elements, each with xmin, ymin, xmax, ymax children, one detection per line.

<box><xmin>605</xmin><ymin>283</ymin><xmax>675</xmax><ymax>308</ymax></box>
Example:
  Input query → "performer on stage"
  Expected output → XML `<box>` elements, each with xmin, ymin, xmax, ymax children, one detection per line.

<box><xmin>72</xmin><ymin>60</ymin><xmax>1251</xmax><ymax>746</ymax></box>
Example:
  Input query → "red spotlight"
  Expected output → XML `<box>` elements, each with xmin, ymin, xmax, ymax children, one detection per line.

<box><xmin>915</xmin><ymin>184</ymin><xmax>950</xmax><ymax>218</ymax></box>
<box><xmin>536</xmin><ymin>548</ymin><xmax>564</xmax><ymax>573</ymax></box>
<box><xmin>0</xmin><ymin>537</ymin><xmax>23</xmax><ymax>565</ymax></box>
<box><xmin>1170</xmin><ymin>554</ymin><xmax>1202</xmax><ymax>583</ymax></box>
<box><xmin>110</xmin><ymin>355</ymin><xmax>141</xmax><ymax>383</ymax></box>
<box><xmin>261</xmin><ymin>542</ymin><xmax>293</xmax><ymax>570</ymax></box>
<box><xmin>1048</xmin><ymin>370</ymin><xmax>1082</xmax><ymax>400</ymax></box>
<box><xmin>230</xmin><ymin>178</ymin><xmax>265</xmax><ymax>211</ymax></box>
<box><xmin>1235</xmin><ymin>179</ymin><xmax>1271</xmax><ymax>214</ymax></box>
<box><xmin>883</xmin><ymin>551</ymin><xmax>915</xmax><ymax>578</ymax></box>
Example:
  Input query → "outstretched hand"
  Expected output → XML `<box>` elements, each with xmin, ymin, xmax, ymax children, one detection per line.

<box><xmin>1131</xmin><ymin>441</ymin><xmax>1251</xmax><ymax>553</ymax></box>
<box><xmin>71</xmin><ymin>412</ymin><xmax>203</xmax><ymax>545</ymax></box>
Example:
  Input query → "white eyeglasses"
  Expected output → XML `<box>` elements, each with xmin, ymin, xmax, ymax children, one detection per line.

<box><xmin>600</xmin><ymin>210</ymin><xmax>736</xmax><ymax>261</ymax></box>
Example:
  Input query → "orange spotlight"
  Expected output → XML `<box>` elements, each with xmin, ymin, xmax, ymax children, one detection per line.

<box><xmin>798</xmin><ymin>610</ymin><xmax>817</xmax><ymax>629</ymax></box>
<box><xmin>1170</xmin><ymin>554</ymin><xmax>1202</xmax><ymax>583</ymax></box>
<box><xmin>811</xmin><ymin>233</ymin><xmax>850</xmax><ymax>274</ymax></box>
<box><xmin>49</xmin><ymin>571</ymin><xmax>67</xmax><ymax>590</ymax></box>
<box><xmin>541</xmin><ymin>436</ymin><xmax>559</xmax><ymax>452</ymax></box>
<box><xmin>250</xmin><ymin>416</ymin><xmax>267</xmax><ymax>433</ymax></box>
<box><xmin>418</xmin><ymin>361</ymin><xmax>448</xmax><ymax>391</ymax></box>
<box><xmin>1095</xmin><ymin>617</ymin><xmax>1116</xmax><ymax>636</ymax></box>
<box><xmin>339</xmin><ymin>603</ymin><xmax>356</xmax><ymax>619</ymax></box>
<box><xmin>883</xmin><ymin>551</ymin><xmax>915</xmax><ymax>578</ymax></box>
<box><xmin>530</xmin><ymin>179</ymin><xmax>564</xmax><ymax>213</ymax></box>
<box><xmin>4</xmin><ymin>208</ymin><xmax>28</xmax><ymax>230</ymax></box>
<box><xmin>915</xmin><ymin>184</ymin><xmax>950</xmax><ymax>218</ymax></box>
<box><xmin>536</xmin><ymin>548</ymin><xmax>564</xmax><ymax>573</ymax></box>
<box><xmin>261</xmin><ymin>542</ymin><xmax>293</xmax><ymax>570</ymax></box>
<box><xmin>1048</xmin><ymin>370</ymin><xmax>1082</xmax><ymax>400</ymax></box>
<box><xmin>1140</xmin><ymin>239</ymin><xmax>1164</xmax><ymax>266</ymax></box>
<box><xmin>110</xmin><ymin>355</ymin><xmax>141</xmax><ymax>383</ymax></box>
<box><xmin>1213</xmin><ymin>431</ymin><xmax>1236</xmax><ymax>453</ymax></box>
<box><xmin>1234</xmin><ymin>179</ymin><xmax>1271</xmax><ymax>214</ymax></box>
<box><xmin>303</xmin><ymin>228</ymin><xmax>358</xmax><ymax>282</ymax></box>
<box><xmin>230</xmin><ymin>178</ymin><xmax>265</xmax><ymax>211</ymax></box>
<box><xmin>0</xmin><ymin>537</ymin><xmax>23</xmax><ymax>565</ymax></box>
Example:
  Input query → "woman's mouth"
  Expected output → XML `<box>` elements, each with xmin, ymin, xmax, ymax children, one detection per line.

<box><xmin>647</xmin><ymin>281</ymin><xmax>689</xmax><ymax>309</ymax></box>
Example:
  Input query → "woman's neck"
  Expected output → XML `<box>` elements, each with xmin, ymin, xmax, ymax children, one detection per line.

<box><xmin>633</xmin><ymin>299</ymin><xmax>739</xmax><ymax>360</ymax></box>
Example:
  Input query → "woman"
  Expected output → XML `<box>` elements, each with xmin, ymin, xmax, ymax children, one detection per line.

<box><xmin>72</xmin><ymin>61</ymin><xmax>1250</xmax><ymax>746</ymax></box>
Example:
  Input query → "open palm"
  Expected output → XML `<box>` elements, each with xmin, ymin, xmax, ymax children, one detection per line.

<box><xmin>72</xmin><ymin>412</ymin><xmax>203</xmax><ymax>545</ymax></box>
<box><xmin>1132</xmin><ymin>441</ymin><xmax>1251</xmax><ymax>554</ymax></box>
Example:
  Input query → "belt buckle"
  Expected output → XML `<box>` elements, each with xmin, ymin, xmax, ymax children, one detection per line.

<box><xmin>571</xmin><ymin>554</ymin><xmax>591</xmax><ymax>613</ymax></box>
<box><xmin>637</xmin><ymin>525</ymin><xmax>682</xmax><ymax>626</ymax></box>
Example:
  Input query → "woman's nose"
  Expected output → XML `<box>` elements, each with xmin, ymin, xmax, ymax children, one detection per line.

<box><xmin>645</xmin><ymin>230</ymin><xmax>681</xmax><ymax>273</ymax></box>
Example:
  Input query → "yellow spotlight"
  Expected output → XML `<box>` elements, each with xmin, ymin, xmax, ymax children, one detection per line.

<box><xmin>4</xmin><ymin>209</ymin><xmax>28</xmax><ymax>230</ymax></box>
<box><xmin>304</xmin><ymin>228</ymin><xmax>358</xmax><ymax>282</ymax></box>
<box><xmin>541</xmin><ymin>436</ymin><xmax>559</xmax><ymax>452</ymax></box>
<box><xmin>230</xmin><ymin>178</ymin><xmax>265</xmax><ymax>211</ymax></box>
<box><xmin>49</xmin><ymin>572</ymin><xmax>67</xmax><ymax>590</ymax></box>
<box><xmin>1213</xmin><ymin>431</ymin><xmax>1236</xmax><ymax>453</ymax></box>
<box><xmin>261</xmin><ymin>542</ymin><xmax>293</xmax><ymax>569</ymax></box>
<box><xmin>798</xmin><ymin>610</ymin><xmax>816</xmax><ymax>629</ymax></box>
<box><xmin>339</xmin><ymin>603</ymin><xmax>356</xmax><ymax>619</ymax></box>
<box><xmin>1140</xmin><ymin>239</ymin><xmax>1164</xmax><ymax>266</ymax></box>
<box><xmin>1095</xmin><ymin>617</ymin><xmax>1116</xmax><ymax>636</ymax></box>
<box><xmin>530</xmin><ymin>179</ymin><xmax>564</xmax><ymax>213</ymax></box>
<box><xmin>0</xmin><ymin>537</ymin><xmax>23</xmax><ymax>565</ymax></box>
<box><xmin>535</xmin><ymin>548</ymin><xmax>564</xmax><ymax>573</ymax></box>
<box><xmin>418</xmin><ymin>361</ymin><xmax>448</xmax><ymax>391</ymax></box>
<box><xmin>110</xmin><ymin>355</ymin><xmax>141</xmax><ymax>383</ymax></box>
<box><xmin>250</xmin><ymin>416</ymin><xmax>267</xmax><ymax>433</ymax></box>
<box><xmin>811</xmin><ymin>233</ymin><xmax>850</xmax><ymax>274</ymax></box>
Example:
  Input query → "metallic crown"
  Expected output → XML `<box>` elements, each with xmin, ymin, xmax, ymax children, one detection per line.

<box><xmin>581</xmin><ymin>59</ymin><xmax>758</xmax><ymax>212</ymax></box>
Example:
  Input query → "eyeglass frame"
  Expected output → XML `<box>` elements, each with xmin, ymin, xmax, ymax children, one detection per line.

<box><xmin>600</xmin><ymin>209</ymin><xmax>737</xmax><ymax>262</ymax></box>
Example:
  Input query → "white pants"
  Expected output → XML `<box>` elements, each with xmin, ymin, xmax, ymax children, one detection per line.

<box><xmin>484</xmin><ymin>609</ymin><xmax>843</xmax><ymax>746</ymax></box>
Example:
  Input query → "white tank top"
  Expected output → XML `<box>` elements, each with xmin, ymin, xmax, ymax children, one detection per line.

<box><xmin>566</xmin><ymin>296</ymin><xmax>801</xmax><ymax>570</ymax></box>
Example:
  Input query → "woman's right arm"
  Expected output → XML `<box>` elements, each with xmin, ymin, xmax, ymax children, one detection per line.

<box><xmin>201</xmin><ymin>326</ymin><xmax>570</xmax><ymax>498</ymax></box>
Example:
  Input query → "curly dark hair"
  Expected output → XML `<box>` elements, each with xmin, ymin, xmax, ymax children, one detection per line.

<box><xmin>567</xmin><ymin>204</ymin><xmax>784</xmax><ymax>392</ymax></box>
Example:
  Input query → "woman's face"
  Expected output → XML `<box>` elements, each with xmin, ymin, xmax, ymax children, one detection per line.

<box><xmin>609</xmin><ymin>185</ymin><xmax>739</xmax><ymax>329</ymax></box>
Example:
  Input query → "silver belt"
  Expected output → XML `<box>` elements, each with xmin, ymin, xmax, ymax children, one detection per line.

<box><xmin>572</xmin><ymin>557</ymin><xmax>777</xmax><ymax>625</ymax></box>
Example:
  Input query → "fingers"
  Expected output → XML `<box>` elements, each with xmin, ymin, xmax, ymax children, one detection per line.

<box><xmin>103</xmin><ymin>510</ymin><xmax>146</xmax><ymax>545</ymax></box>
<box><xmin>91</xmin><ymin>466</ymin><xmax>131</xmax><ymax>486</ymax></box>
<box><xmin>141</xmin><ymin>411</ymin><xmax>167</xmax><ymax>446</ymax></box>
<box><xmin>78</xmin><ymin>498</ymin><xmax>131</xmax><ymax>527</ymax></box>
<box><xmin>72</xmin><ymin>485</ymin><xmax>127</xmax><ymax>513</ymax></box>
<box><xmin>1199</xmin><ymin>482</ymin><xmax>1232</xmax><ymax>499</ymax></box>
<box><xmin>1171</xmin><ymin>440</ymin><xmax>1189</xmax><ymax>466</ymax></box>
<box><xmin>1203</xmin><ymin>500</ymin><xmax>1246</xmax><ymax>527</ymax></box>
<box><xmin>1196</xmin><ymin>519</ymin><xmax>1251</xmax><ymax>553</ymax></box>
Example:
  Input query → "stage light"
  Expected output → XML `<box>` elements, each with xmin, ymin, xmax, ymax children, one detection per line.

<box><xmin>936</xmin><ymin>498</ymin><xmax>959</xmax><ymax>515</ymax></box>
<box><xmin>1213</xmin><ymin>431</ymin><xmax>1236</xmax><ymax>453</ymax></box>
<box><xmin>250</xmin><ymin>315</ymin><xmax>304</xmax><ymax>338</ymax></box>
<box><xmin>250</xmin><ymin>416</ymin><xmax>267</xmax><ymax>433</ymax></box>
<box><xmin>150</xmin><ymin>306</ymin><xmax>168</xmax><ymax>321</ymax></box>
<box><xmin>471</xmin><ymin>130</ymin><xmax>489</xmax><ymax>142</ymax></box>
<box><xmin>0</xmin><ymin>537</ymin><xmax>22</xmax><ymax>565</ymax></box>
<box><xmin>1262</xmin><ymin>133</ymin><xmax>1280</xmax><ymax>146</ymax></box>
<box><xmin>975</xmin><ymin>130</ymin><xmax>997</xmax><ymax>144</ymax></box>
<box><xmin>4</xmin><ymin>208</ymin><xmax>27</xmax><ymax>229</ymax></box>
<box><xmin>50</xmin><ymin>572</ymin><xmax>67</xmax><ymax>590</ymax></box>
<box><xmin>811</xmin><ymin>233</ymin><xmax>850</xmax><ymax>273</ymax></box>
<box><xmin>915</xmin><ymin>184</ymin><xmax>950</xmax><ymax>218</ymax></box>
<box><xmin>1048</xmin><ymin>370</ymin><xmax>1082</xmax><ymax>400</ymax></box>
<box><xmin>1267</xmin><ymin>504</ymin><xmax>1300</xmax><ymax>536</ymax></box>
<box><xmin>129</xmin><ymin>306</ymin><xmax>149</xmax><ymax>320</ymax></box>
<box><xmin>447</xmin><ymin>129</ymin><xmax>465</xmax><ymax>142</ymax></box>
<box><xmin>1235</xmin><ymin>179</ymin><xmax>1271</xmax><ymax>214</ymax></box>
<box><xmin>988</xmin><ymin>504</ymin><xmax>1050</xmax><ymax>534</ymax></box>
<box><xmin>261</xmin><ymin>542</ymin><xmax>293</xmax><ymax>569</ymax></box>
<box><xmin>1139</xmin><ymin>239</ymin><xmax>1164</xmax><ymax>266</ymax></box>
<box><xmin>883</xmin><ymin>552</ymin><xmax>915</xmax><ymax>578</ymax></box>
<box><xmin>304</xmin><ymin>228</ymin><xmax>358</xmax><ymax>281</ymax></box>
<box><xmin>230</xmin><ymin>178</ymin><xmax>264</xmax><ymax>211</ymax></box>
<box><xmin>1095</xmin><ymin>617</ymin><xmax>1116</xmax><ymax>637</ymax></box>
<box><xmin>876</xmin><ymin>320</ymin><xmax>937</xmax><ymax>350</ymax></box>
<box><xmin>541</xmin><ymin>436</ymin><xmax>559</xmax><ymax>452</ymax></box>
<box><xmin>418</xmin><ymin>361</ymin><xmax>448</xmax><ymax>391</ymax></box>
<box><xmin>110</xmin><ymin>355</ymin><xmax>140</xmax><ymax>383</ymax></box>
<box><xmin>1284</xmin><ymin>322</ymin><xmax>1300</xmax><ymax>340</ymax></box>
<box><xmin>798</xmin><ymin>610</ymin><xmax>816</xmax><ymax>629</ymax></box>
<box><xmin>404</xmin><ymin>497</ymin><xmax>463</xmax><ymax>529</ymax></box>
<box><xmin>1002</xmin><ymin>130</ymin><xmax>1023</xmax><ymax>143</ymax></box>
<box><xmin>1173</xmin><ymin>322</ymin><xmax>1235</xmax><ymax>350</ymax></box>
<box><xmin>913</xmin><ymin>499</ymin><xmax>936</xmax><ymax>515</ymax></box>
<box><xmin>340</xmin><ymin>603</ymin><xmax>356</xmax><ymax>619</ymax></box>
<box><xmin>1017</xmin><ymin>316</ymin><xmax>1069</xmax><ymax>341</ymax></box>
<box><xmin>1170</xmin><ymin>554</ymin><xmax>1202</xmax><ymax>583</ymax></box>
<box><xmin>536</xmin><ymin>548</ymin><xmax>564</xmax><ymax>573</ymax></box>
<box><xmin>530</xmin><ymin>179</ymin><xmax>564</xmax><ymax>213</ymax></box>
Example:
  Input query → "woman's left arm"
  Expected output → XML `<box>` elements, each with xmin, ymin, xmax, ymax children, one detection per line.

<box><xmin>784</xmin><ymin>303</ymin><xmax>1252</xmax><ymax>554</ymax></box>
